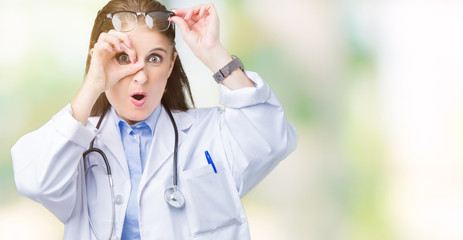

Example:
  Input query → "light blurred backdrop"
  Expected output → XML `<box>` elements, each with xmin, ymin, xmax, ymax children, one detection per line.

<box><xmin>1</xmin><ymin>0</ymin><xmax>463</xmax><ymax>239</ymax></box>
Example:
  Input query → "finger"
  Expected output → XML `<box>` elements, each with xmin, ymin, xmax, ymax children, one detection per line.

<box><xmin>98</xmin><ymin>33</ymin><xmax>122</xmax><ymax>52</ymax></box>
<box><xmin>205</xmin><ymin>3</ymin><xmax>217</xmax><ymax>17</ymax></box>
<box><xmin>99</xmin><ymin>31</ymin><xmax>133</xmax><ymax>54</ymax></box>
<box><xmin>101</xmin><ymin>32</ymin><xmax>128</xmax><ymax>52</ymax></box>
<box><xmin>184</xmin><ymin>4</ymin><xmax>203</xmax><ymax>21</ymax></box>
<box><xmin>108</xmin><ymin>31</ymin><xmax>136</xmax><ymax>63</ymax></box>
<box><xmin>191</xmin><ymin>4</ymin><xmax>207</xmax><ymax>19</ymax></box>
<box><xmin>170</xmin><ymin>16</ymin><xmax>191</xmax><ymax>36</ymax></box>
<box><xmin>120</xmin><ymin>44</ymin><xmax>137</xmax><ymax>64</ymax></box>
<box><xmin>93</xmin><ymin>41</ymin><xmax>114</xmax><ymax>57</ymax></box>
<box><xmin>172</xmin><ymin>8</ymin><xmax>189</xmax><ymax>19</ymax></box>
<box><xmin>107</xmin><ymin>30</ymin><xmax>133</xmax><ymax>48</ymax></box>
<box><xmin>104</xmin><ymin>31</ymin><xmax>137</xmax><ymax>63</ymax></box>
<box><xmin>172</xmin><ymin>3</ymin><xmax>209</xmax><ymax>19</ymax></box>
<box><xmin>184</xmin><ymin>8</ymin><xmax>193</xmax><ymax>20</ymax></box>
<box><xmin>97</xmin><ymin>33</ymin><xmax>114</xmax><ymax>52</ymax></box>
<box><xmin>190</xmin><ymin>4</ymin><xmax>214</xmax><ymax>22</ymax></box>
<box><xmin>198</xmin><ymin>5</ymin><xmax>206</xmax><ymax>18</ymax></box>
<box><xmin>171</xmin><ymin>8</ymin><xmax>186</xmax><ymax>18</ymax></box>
<box><xmin>190</xmin><ymin>6</ymin><xmax>210</xmax><ymax>22</ymax></box>
<box><xmin>115</xmin><ymin>60</ymin><xmax>144</xmax><ymax>80</ymax></box>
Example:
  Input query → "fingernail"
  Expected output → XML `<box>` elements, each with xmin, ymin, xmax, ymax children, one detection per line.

<box><xmin>171</xmin><ymin>8</ymin><xmax>177</xmax><ymax>12</ymax></box>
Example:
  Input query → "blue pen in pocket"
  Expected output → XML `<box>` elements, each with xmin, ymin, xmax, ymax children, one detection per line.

<box><xmin>204</xmin><ymin>151</ymin><xmax>217</xmax><ymax>174</ymax></box>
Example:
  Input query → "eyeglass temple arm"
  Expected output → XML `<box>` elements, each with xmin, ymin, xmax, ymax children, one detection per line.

<box><xmin>94</xmin><ymin>17</ymin><xmax>108</xmax><ymax>40</ymax></box>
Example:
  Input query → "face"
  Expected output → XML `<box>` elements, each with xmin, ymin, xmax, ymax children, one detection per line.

<box><xmin>105</xmin><ymin>26</ymin><xmax>176</xmax><ymax>125</ymax></box>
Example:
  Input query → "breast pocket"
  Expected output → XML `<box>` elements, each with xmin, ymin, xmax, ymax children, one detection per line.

<box><xmin>181</xmin><ymin>161</ymin><xmax>245</xmax><ymax>237</ymax></box>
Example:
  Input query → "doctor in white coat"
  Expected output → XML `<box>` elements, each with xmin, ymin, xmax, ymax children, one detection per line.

<box><xmin>11</xmin><ymin>0</ymin><xmax>297</xmax><ymax>239</ymax></box>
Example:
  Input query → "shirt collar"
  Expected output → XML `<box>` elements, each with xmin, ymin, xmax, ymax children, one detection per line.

<box><xmin>110</xmin><ymin>105</ymin><xmax>162</xmax><ymax>135</ymax></box>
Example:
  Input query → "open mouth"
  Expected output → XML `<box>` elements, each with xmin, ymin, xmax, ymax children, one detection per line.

<box><xmin>130</xmin><ymin>92</ymin><xmax>147</xmax><ymax>107</ymax></box>
<box><xmin>132</xmin><ymin>94</ymin><xmax>145</xmax><ymax>100</ymax></box>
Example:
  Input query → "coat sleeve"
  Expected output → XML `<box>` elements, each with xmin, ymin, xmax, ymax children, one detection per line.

<box><xmin>219</xmin><ymin>71</ymin><xmax>298</xmax><ymax>197</ymax></box>
<box><xmin>11</xmin><ymin>104</ymin><xmax>97</xmax><ymax>222</ymax></box>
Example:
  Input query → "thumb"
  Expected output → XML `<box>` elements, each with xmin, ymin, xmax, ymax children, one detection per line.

<box><xmin>170</xmin><ymin>16</ymin><xmax>191</xmax><ymax>38</ymax></box>
<box><xmin>117</xmin><ymin>61</ymin><xmax>144</xmax><ymax>79</ymax></box>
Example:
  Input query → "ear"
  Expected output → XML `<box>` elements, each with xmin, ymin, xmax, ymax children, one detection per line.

<box><xmin>168</xmin><ymin>51</ymin><xmax>177</xmax><ymax>77</ymax></box>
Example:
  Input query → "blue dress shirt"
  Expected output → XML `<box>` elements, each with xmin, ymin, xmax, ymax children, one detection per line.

<box><xmin>111</xmin><ymin>106</ymin><xmax>161</xmax><ymax>240</ymax></box>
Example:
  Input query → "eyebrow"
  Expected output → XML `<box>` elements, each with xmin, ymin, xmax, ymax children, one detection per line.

<box><xmin>148</xmin><ymin>47</ymin><xmax>168</xmax><ymax>54</ymax></box>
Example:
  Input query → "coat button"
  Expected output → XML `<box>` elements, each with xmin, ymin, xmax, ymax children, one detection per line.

<box><xmin>114</xmin><ymin>195</ymin><xmax>124</xmax><ymax>205</ymax></box>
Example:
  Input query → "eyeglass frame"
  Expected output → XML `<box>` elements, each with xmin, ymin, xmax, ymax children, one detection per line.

<box><xmin>95</xmin><ymin>10</ymin><xmax>175</xmax><ymax>38</ymax></box>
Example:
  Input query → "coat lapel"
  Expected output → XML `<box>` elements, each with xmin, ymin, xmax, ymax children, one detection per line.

<box><xmin>88</xmin><ymin>110</ymin><xmax>129</xmax><ymax>177</ymax></box>
<box><xmin>139</xmin><ymin>106</ymin><xmax>194</xmax><ymax>194</ymax></box>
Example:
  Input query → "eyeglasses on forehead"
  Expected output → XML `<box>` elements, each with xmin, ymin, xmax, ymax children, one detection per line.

<box><xmin>96</xmin><ymin>10</ymin><xmax>175</xmax><ymax>36</ymax></box>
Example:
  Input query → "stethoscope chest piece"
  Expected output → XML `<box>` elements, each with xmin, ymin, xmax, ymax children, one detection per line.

<box><xmin>164</xmin><ymin>186</ymin><xmax>185</xmax><ymax>208</ymax></box>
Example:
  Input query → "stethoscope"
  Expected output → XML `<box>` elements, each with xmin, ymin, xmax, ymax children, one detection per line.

<box><xmin>82</xmin><ymin>105</ymin><xmax>184</xmax><ymax>240</ymax></box>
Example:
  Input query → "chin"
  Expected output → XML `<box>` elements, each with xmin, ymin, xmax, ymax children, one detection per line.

<box><xmin>121</xmin><ymin>109</ymin><xmax>151</xmax><ymax>124</ymax></box>
<box><xmin>130</xmin><ymin>112</ymin><xmax>149</xmax><ymax>121</ymax></box>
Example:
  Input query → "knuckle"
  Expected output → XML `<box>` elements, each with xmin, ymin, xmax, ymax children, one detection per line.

<box><xmin>96</xmin><ymin>42</ymin><xmax>110</xmax><ymax>51</ymax></box>
<box><xmin>103</xmin><ymin>42</ymin><xmax>112</xmax><ymax>50</ymax></box>
<box><xmin>98</xmin><ymin>32</ymin><xmax>107</xmax><ymax>40</ymax></box>
<box><xmin>107</xmin><ymin>36</ymin><xmax>117</xmax><ymax>44</ymax></box>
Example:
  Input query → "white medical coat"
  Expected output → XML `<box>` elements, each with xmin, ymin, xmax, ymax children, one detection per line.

<box><xmin>12</xmin><ymin>71</ymin><xmax>298</xmax><ymax>239</ymax></box>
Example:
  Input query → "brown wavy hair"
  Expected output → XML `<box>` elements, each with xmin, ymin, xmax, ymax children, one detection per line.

<box><xmin>85</xmin><ymin>0</ymin><xmax>194</xmax><ymax>116</ymax></box>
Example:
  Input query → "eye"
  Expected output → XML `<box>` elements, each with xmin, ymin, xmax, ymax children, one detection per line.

<box><xmin>116</xmin><ymin>53</ymin><xmax>130</xmax><ymax>65</ymax></box>
<box><xmin>147</xmin><ymin>54</ymin><xmax>162</xmax><ymax>63</ymax></box>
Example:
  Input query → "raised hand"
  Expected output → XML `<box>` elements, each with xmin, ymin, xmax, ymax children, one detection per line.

<box><xmin>72</xmin><ymin>30</ymin><xmax>142</xmax><ymax>125</ymax></box>
<box><xmin>170</xmin><ymin>4</ymin><xmax>231</xmax><ymax>72</ymax></box>
<box><xmin>170</xmin><ymin>3</ymin><xmax>255</xmax><ymax>89</ymax></box>
<box><xmin>87</xmin><ymin>30</ymin><xmax>142</xmax><ymax>93</ymax></box>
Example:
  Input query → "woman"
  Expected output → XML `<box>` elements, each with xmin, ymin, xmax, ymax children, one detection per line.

<box><xmin>11</xmin><ymin>0</ymin><xmax>297</xmax><ymax>239</ymax></box>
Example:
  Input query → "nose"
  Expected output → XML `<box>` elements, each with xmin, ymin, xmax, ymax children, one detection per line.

<box><xmin>133</xmin><ymin>67</ymin><xmax>147</xmax><ymax>85</ymax></box>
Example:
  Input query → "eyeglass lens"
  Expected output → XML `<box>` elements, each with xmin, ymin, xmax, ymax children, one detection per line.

<box><xmin>111</xmin><ymin>12</ymin><xmax>136</xmax><ymax>32</ymax></box>
<box><xmin>111</xmin><ymin>11</ymin><xmax>171</xmax><ymax>32</ymax></box>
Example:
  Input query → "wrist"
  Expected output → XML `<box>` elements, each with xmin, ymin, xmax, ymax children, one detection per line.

<box><xmin>71</xmin><ymin>79</ymin><xmax>103</xmax><ymax>125</ymax></box>
<box><xmin>213</xmin><ymin>57</ymin><xmax>244</xmax><ymax>84</ymax></box>
<box><xmin>199</xmin><ymin>44</ymin><xmax>233</xmax><ymax>73</ymax></box>
<box><xmin>83</xmin><ymin>76</ymin><xmax>105</xmax><ymax>96</ymax></box>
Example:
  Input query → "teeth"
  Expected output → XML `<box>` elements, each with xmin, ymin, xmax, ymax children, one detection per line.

<box><xmin>133</xmin><ymin>94</ymin><xmax>144</xmax><ymax>100</ymax></box>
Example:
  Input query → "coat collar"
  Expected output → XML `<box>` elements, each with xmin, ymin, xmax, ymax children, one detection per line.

<box><xmin>88</xmin><ymin>105</ymin><xmax>195</xmax><ymax>184</ymax></box>
<box><xmin>88</xmin><ymin>109</ymin><xmax>129</xmax><ymax>177</ymax></box>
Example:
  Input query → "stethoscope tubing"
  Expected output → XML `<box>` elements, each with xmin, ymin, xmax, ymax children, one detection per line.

<box><xmin>85</xmin><ymin>164</ymin><xmax>115</xmax><ymax>240</ymax></box>
<box><xmin>83</xmin><ymin>108</ymin><xmax>115</xmax><ymax>240</ymax></box>
<box><xmin>164</xmin><ymin>105</ymin><xmax>179</xmax><ymax>187</ymax></box>
<box><xmin>82</xmin><ymin>105</ymin><xmax>182</xmax><ymax>240</ymax></box>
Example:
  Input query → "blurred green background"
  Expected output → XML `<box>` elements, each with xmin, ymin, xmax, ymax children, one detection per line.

<box><xmin>2</xmin><ymin>0</ymin><xmax>463</xmax><ymax>239</ymax></box>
